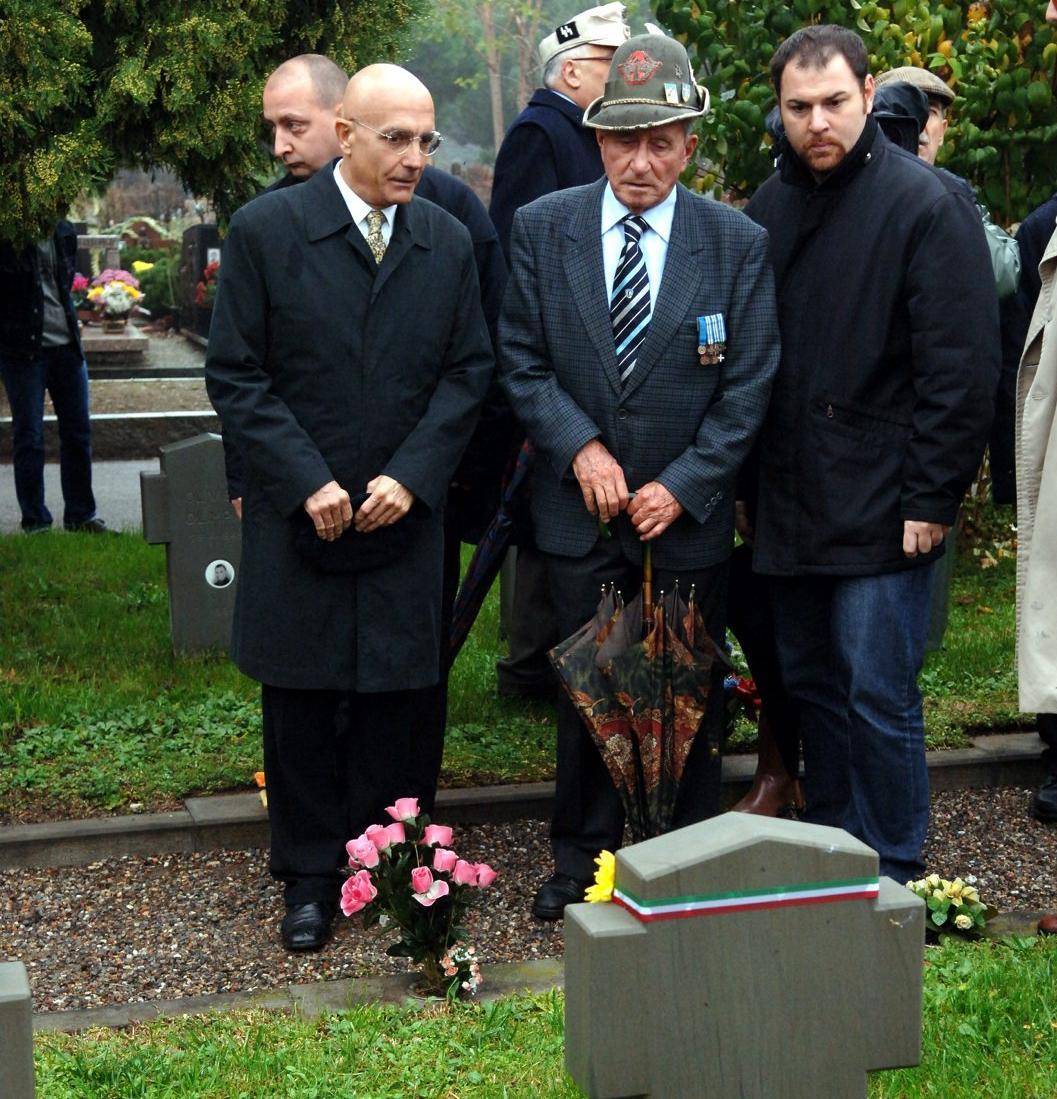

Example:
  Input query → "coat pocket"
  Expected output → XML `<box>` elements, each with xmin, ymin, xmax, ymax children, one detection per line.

<box><xmin>804</xmin><ymin>397</ymin><xmax>910</xmax><ymax>550</ymax></box>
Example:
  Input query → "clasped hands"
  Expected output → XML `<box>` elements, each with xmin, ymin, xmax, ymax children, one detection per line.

<box><xmin>303</xmin><ymin>475</ymin><xmax>414</xmax><ymax>541</ymax></box>
<box><xmin>571</xmin><ymin>439</ymin><xmax>682</xmax><ymax>542</ymax></box>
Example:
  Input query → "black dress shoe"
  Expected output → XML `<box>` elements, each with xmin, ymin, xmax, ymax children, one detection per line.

<box><xmin>281</xmin><ymin>902</ymin><xmax>335</xmax><ymax>951</ymax></box>
<box><xmin>65</xmin><ymin>517</ymin><xmax>110</xmax><ymax>533</ymax></box>
<box><xmin>1030</xmin><ymin>772</ymin><xmax>1057</xmax><ymax>822</ymax></box>
<box><xmin>531</xmin><ymin>872</ymin><xmax>591</xmax><ymax>921</ymax></box>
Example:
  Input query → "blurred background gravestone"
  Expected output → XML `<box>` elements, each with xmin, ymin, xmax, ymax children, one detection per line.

<box><xmin>141</xmin><ymin>433</ymin><xmax>240</xmax><ymax>653</ymax></box>
<box><xmin>564</xmin><ymin>814</ymin><xmax>924</xmax><ymax>1099</ymax></box>
<box><xmin>179</xmin><ymin>224</ymin><xmax>221</xmax><ymax>343</ymax></box>
<box><xmin>0</xmin><ymin>961</ymin><xmax>35</xmax><ymax>1099</ymax></box>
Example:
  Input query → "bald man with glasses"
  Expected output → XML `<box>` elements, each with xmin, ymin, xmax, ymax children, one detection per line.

<box><xmin>206</xmin><ymin>64</ymin><xmax>493</xmax><ymax>953</ymax></box>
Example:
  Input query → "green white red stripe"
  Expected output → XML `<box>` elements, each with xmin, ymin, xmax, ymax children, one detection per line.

<box><xmin>612</xmin><ymin>877</ymin><xmax>879</xmax><ymax>923</ymax></box>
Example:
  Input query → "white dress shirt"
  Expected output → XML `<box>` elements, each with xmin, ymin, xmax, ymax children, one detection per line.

<box><xmin>601</xmin><ymin>181</ymin><xmax>676</xmax><ymax>315</ymax></box>
<box><xmin>333</xmin><ymin>161</ymin><xmax>397</xmax><ymax>249</ymax></box>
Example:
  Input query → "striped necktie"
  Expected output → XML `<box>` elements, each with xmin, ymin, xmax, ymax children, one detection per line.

<box><xmin>610</xmin><ymin>214</ymin><xmax>651</xmax><ymax>387</ymax></box>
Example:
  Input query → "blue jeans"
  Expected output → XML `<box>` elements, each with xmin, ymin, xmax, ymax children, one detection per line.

<box><xmin>0</xmin><ymin>344</ymin><xmax>96</xmax><ymax>529</ymax></box>
<box><xmin>769</xmin><ymin>565</ymin><xmax>936</xmax><ymax>883</ymax></box>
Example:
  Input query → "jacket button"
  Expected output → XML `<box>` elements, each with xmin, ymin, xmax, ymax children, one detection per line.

<box><xmin>618</xmin><ymin>408</ymin><xmax>628</xmax><ymax>420</ymax></box>
<box><xmin>826</xmin><ymin>404</ymin><xmax>834</xmax><ymax>418</ymax></box>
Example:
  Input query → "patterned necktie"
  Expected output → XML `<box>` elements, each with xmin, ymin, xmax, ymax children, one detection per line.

<box><xmin>610</xmin><ymin>214</ymin><xmax>651</xmax><ymax>387</ymax></box>
<box><xmin>365</xmin><ymin>209</ymin><xmax>387</xmax><ymax>265</ymax></box>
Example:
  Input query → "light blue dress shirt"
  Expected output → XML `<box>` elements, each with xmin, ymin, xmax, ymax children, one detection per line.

<box><xmin>601</xmin><ymin>181</ymin><xmax>676</xmax><ymax>315</ymax></box>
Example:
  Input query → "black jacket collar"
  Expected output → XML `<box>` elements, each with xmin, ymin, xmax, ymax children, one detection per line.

<box><xmin>528</xmin><ymin>87</ymin><xmax>586</xmax><ymax>127</ymax></box>
<box><xmin>780</xmin><ymin>115</ymin><xmax>882</xmax><ymax>192</ymax></box>
<box><xmin>301</xmin><ymin>159</ymin><xmax>432</xmax><ymax>252</ymax></box>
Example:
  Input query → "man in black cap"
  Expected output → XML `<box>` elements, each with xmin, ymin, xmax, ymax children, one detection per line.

<box><xmin>743</xmin><ymin>26</ymin><xmax>999</xmax><ymax>886</ymax></box>
<box><xmin>501</xmin><ymin>31</ymin><xmax>780</xmax><ymax>918</ymax></box>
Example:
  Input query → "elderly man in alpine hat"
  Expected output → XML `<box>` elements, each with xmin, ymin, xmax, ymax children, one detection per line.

<box><xmin>500</xmin><ymin>31</ymin><xmax>780</xmax><ymax>919</ymax></box>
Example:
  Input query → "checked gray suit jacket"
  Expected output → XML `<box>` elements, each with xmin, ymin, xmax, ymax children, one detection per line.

<box><xmin>498</xmin><ymin>178</ymin><xmax>780</xmax><ymax>571</ymax></box>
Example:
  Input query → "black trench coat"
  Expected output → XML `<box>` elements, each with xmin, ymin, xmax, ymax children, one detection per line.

<box><xmin>205</xmin><ymin>164</ymin><xmax>493</xmax><ymax>691</ymax></box>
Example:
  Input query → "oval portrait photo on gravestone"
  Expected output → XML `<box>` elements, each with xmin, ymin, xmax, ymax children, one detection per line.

<box><xmin>205</xmin><ymin>559</ymin><xmax>235</xmax><ymax>589</ymax></box>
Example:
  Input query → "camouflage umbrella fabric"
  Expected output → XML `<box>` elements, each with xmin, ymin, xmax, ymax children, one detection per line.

<box><xmin>548</xmin><ymin>587</ymin><xmax>652</xmax><ymax>841</ymax></box>
<box><xmin>550</xmin><ymin>570</ymin><xmax>727</xmax><ymax>842</ymax></box>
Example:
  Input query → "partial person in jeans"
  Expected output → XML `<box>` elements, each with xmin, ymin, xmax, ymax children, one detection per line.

<box><xmin>744</xmin><ymin>26</ymin><xmax>998</xmax><ymax>883</ymax></box>
<box><xmin>0</xmin><ymin>221</ymin><xmax>105</xmax><ymax>533</ymax></box>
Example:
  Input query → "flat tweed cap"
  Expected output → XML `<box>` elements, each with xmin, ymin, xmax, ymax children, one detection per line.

<box><xmin>538</xmin><ymin>2</ymin><xmax>629</xmax><ymax>69</ymax></box>
<box><xmin>875</xmin><ymin>65</ymin><xmax>955</xmax><ymax>104</ymax></box>
<box><xmin>583</xmin><ymin>32</ymin><xmax>709</xmax><ymax>130</ymax></box>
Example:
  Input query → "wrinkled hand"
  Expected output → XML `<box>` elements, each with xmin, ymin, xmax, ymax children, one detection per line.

<box><xmin>628</xmin><ymin>482</ymin><xmax>684</xmax><ymax>542</ymax></box>
<box><xmin>355</xmin><ymin>475</ymin><xmax>414</xmax><ymax>533</ymax></box>
<box><xmin>903</xmin><ymin>520</ymin><xmax>950</xmax><ymax>557</ymax></box>
<box><xmin>304</xmin><ymin>480</ymin><xmax>353</xmax><ymax>541</ymax></box>
<box><xmin>230</xmin><ymin>497</ymin><xmax>243</xmax><ymax>521</ymax></box>
<box><xmin>572</xmin><ymin>440</ymin><xmax>629</xmax><ymax>523</ymax></box>
<box><xmin>734</xmin><ymin>499</ymin><xmax>754</xmax><ymax>544</ymax></box>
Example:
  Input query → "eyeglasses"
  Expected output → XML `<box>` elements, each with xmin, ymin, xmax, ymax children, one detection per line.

<box><xmin>347</xmin><ymin>118</ymin><xmax>443</xmax><ymax>156</ymax></box>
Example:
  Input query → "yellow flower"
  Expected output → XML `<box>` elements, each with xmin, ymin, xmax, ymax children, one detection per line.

<box><xmin>932</xmin><ymin>888</ymin><xmax>946</xmax><ymax>903</ymax></box>
<box><xmin>963</xmin><ymin>887</ymin><xmax>980</xmax><ymax>904</ymax></box>
<box><xmin>131</xmin><ymin>260</ymin><xmax>154</xmax><ymax>273</ymax></box>
<box><xmin>954</xmin><ymin>913</ymin><xmax>973</xmax><ymax>931</ymax></box>
<box><xmin>585</xmin><ymin>849</ymin><xmax>616</xmax><ymax>903</ymax></box>
<box><xmin>926</xmin><ymin>873</ymin><xmax>941</xmax><ymax>888</ymax></box>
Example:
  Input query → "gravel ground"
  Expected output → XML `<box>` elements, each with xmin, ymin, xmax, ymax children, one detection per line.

<box><xmin>4</xmin><ymin>789</ymin><xmax>1056</xmax><ymax>1014</ymax></box>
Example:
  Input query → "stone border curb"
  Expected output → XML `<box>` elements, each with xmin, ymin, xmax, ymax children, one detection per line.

<box><xmin>32</xmin><ymin>958</ymin><xmax>564</xmax><ymax>1035</ymax></box>
<box><xmin>0</xmin><ymin>410</ymin><xmax>219</xmax><ymax>461</ymax></box>
<box><xmin>0</xmin><ymin>733</ymin><xmax>1044</xmax><ymax>872</ymax></box>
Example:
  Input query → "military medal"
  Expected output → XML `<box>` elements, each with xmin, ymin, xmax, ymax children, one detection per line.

<box><xmin>697</xmin><ymin>313</ymin><xmax>727</xmax><ymax>365</ymax></box>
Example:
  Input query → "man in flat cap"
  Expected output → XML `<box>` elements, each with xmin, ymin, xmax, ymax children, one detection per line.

<box><xmin>207</xmin><ymin>64</ymin><xmax>492</xmax><ymax>952</ymax></box>
<box><xmin>500</xmin><ymin>32</ymin><xmax>780</xmax><ymax>919</ymax></box>
<box><xmin>489</xmin><ymin>3</ymin><xmax>629</xmax><ymax>703</ymax></box>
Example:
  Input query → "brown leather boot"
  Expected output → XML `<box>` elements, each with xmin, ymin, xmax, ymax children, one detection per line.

<box><xmin>732</xmin><ymin>713</ymin><xmax>804</xmax><ymax>817</ymax></box>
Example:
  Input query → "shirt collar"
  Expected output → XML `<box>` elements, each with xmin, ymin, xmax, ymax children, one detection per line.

<box><xmin>601</xmin><ymin>180</ymin><xmax>677</xmax><ymax>242</ymax></box>
<box><xmin>332</xmin><ymin>161</ymin><xmax>397</xmax><ymax>228</ymax></box>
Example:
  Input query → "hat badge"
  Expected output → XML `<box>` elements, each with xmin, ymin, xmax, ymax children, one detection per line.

<box><xmin>618</xmin><ymin>49</ymin><xmax>662</xmax><ymax>87</ymax></box>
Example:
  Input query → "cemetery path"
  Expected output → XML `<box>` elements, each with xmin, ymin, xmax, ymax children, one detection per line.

<box><xmin>2</xmin><ymin>791</ymin><xmax>1055</xmax><ymax>1013</ymax></box>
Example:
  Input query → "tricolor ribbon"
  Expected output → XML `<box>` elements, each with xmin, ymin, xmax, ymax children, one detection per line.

<box><xmin>612</xmin><ymin>877</ymin><xmax>880</xmax><ymax>923</ymax></box>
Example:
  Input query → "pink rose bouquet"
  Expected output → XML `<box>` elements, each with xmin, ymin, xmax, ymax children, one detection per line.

<box><xmin>341</xmin><ymin>797</ymin><xmax>498</xmax><ymax>998</ymax></box>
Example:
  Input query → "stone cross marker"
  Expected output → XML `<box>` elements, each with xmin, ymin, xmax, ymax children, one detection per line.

<box><xmin>141</xmin><ymin>433</ymin><xmax>241</xmax><ymax>653</ymax></box>
<box><xmin>0</xmin><ymin>961</ymin><xmax>35</xmax><ymax>1098</ymax></box>
<box><xmin>564</xmin><ymin>813</ymin><xmax>924</xmax><ymax>1099</ymax></box>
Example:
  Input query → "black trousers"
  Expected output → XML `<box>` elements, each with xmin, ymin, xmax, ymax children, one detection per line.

<box><xmin>262</xmin><ymin>682</ymin><xmax>431</xmax><ymax>906</ymax></box>
<box><xmin>544</xmin><ymin>536</ymin><xmax>728</xmax><ymax>881</ymax></box>
<box><xmin>726</xmin><ymin>542</ymin><xmax>799</xmax><ymax>776</ymax></box>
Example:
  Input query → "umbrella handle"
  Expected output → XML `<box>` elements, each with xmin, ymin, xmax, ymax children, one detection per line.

<box><xmin>642</xmin><ymin>541</ymin><xmax>654</xmax><ymax>628</ymax></box>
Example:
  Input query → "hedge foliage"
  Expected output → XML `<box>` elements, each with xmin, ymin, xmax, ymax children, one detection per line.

<box><xmin>0</xmin><ymin>0</ymin><xmax>422</xmax><ymax>244</ymax></box>
<box><xmin>657</xmin><ymin>0</ymin><xmax>1057</xmax><ymax>223</ymax></box>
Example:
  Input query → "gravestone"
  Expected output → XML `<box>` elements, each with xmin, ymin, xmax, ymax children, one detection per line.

<box><xmin>179</xmin><ymin>224</ymin><xmax>221</xmax><ymax>341</ymax></box>
<box><xmin>141</xmin><ymin>433</ymin><xmax>241</xmax><ymax>652</ymax></box>
<box><xmin>564</xmin><ymin>813</ymin><xmax>924</xmax><ymax>1099</ymax></box>
<box><xmin>0</xmin><ymin>961</ymin><xmax>35</xmax><ymax>1098</ymax></box>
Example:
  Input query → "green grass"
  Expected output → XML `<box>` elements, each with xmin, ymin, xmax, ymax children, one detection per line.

<box><xmin>0</xmin><ymin>505</ymin><xmax>1021</xmax><ymax>818</ymax></box>
<box><xmin>32</xmin><ymin>938</ymin><xmax>1057</xmax><ymax>1098</ymax></box>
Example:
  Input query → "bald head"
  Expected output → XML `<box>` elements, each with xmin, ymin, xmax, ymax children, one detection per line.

<box><xmin>335</xmin><ymin>65</ymin><xmax>437</xmax><ymax>208</ymax></box>
<box><xmin>267</xmin><ymin>54</ymin><xmax>349</xmax><ymax>109</ymax></box>
<box><xmin>340</xmin><ymin>64</ymin><xmax>433</xmax><ymax>121</ymax></box>
<box><xmin>263</xmin><ymin>54</ymin><xmax>348</xmax><ymax>177</ymax></box>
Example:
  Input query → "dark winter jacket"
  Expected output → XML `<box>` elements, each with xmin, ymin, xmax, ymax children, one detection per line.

<box><xmin>744</xmin><ymin>118</ymin><xmax>999</xmax><ymax>576</ymax></box>
<box><xmin>489</xmin><ymin>88</ymin><xmax>604</xmax><ymax>259</ymax></box>
<box><xmin>995</xmin><ymin>191</ymin><xmax>1057</xmax><ymax>503</ymax></box>
<box><xmin>0</xmin><ymin>221</ymin><xmax>82</xmax><ymax>358</ymax></box>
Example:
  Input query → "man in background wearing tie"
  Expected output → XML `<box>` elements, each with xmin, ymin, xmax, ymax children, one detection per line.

<box><xmin>500</xmin><ymin>32</ymin><xmax>780</xmax><ymax>919</ymax></box>
<box><xmin>206</xmin><ymin>65</ymin><xmax>492</xmax><ymax>952</ymax></box>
